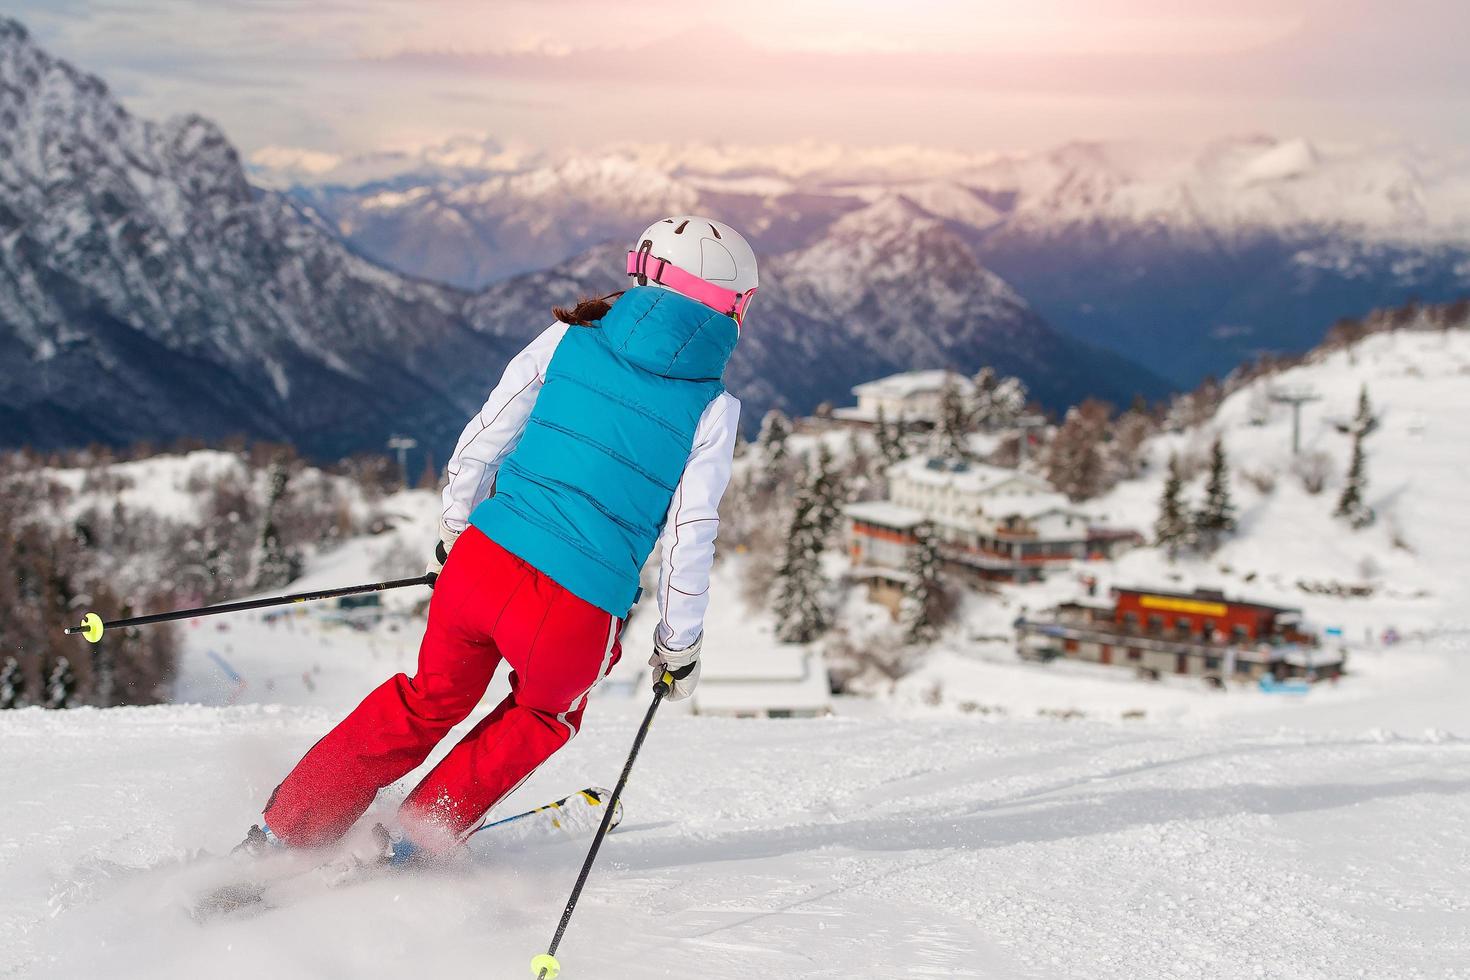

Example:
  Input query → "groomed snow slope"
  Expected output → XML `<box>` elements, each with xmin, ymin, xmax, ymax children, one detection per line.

<box><xmin>3</xmin><ymin>621</ymin><xmax>1468</xmax><ymax>979</ymax></box>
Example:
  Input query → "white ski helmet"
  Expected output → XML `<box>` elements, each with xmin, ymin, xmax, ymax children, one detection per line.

<box><xmin>626</xmin><ymin>215</ymin><xmax>759</xmax><ymax>325</ymax></box>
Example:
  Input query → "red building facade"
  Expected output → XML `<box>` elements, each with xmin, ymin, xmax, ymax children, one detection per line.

<box><xmin>1112</xmin><ymin>588</ymin><xmax>1305</xmax><ymax>645</ymax></box>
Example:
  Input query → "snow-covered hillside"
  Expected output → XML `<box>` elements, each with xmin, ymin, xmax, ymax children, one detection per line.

<box><xmin>1104</xmin><ymin>325</ymin><xmax>1470</xmax><ymax>630</ymax></box>
<box><xmin>883</xmin><ymin>321</ymin><xmax>1470</xmax><ymax>722</ymax></box>
<box><xmin>6</xmin><ymin>323</ymin><xmax>1470</xmax><ymax>978</ymax></box>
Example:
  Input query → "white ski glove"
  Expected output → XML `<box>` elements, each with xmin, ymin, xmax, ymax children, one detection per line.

<box><xmin>649</xmin><ymin>632</ymin><xmax>702</xmax><ymax>702</ymax></box>
<box><xmin>425</xmin><ymin>519</ymin><xmax>461</xmax><ymax>587</ymax></box>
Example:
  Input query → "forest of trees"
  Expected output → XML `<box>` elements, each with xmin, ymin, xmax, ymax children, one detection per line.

<box><xmin>0</xmin><ymin>442</ymin><xmax>409</xmax><ymax>709</ymax></box>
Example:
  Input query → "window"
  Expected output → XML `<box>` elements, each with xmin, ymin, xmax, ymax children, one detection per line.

<box><xmin>1175</xmin><ymin>618</ymin><xmax>1194</xmax><ymax>637</ymax></box>
<box><xmin>1122</xmin><ymin>612</ymin><xmax>1139</xmax><ymax>629</ymax></box>
<box><xmin>1232</xmin><ymin>624</ymin><xmax>1250</xmax><ymax>642</ymax></box>
<box><xmin>1128</xmin><ymin>648</ymin><xmax>1142</xmax><ymax>662</ymax></box>
<box><xmin>1147</xmin><ymin>615</ymin><xmax>1164</xmax><ymax>634</ymax></box>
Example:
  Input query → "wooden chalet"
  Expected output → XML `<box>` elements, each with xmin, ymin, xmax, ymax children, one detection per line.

<box><xmin>1016</xmin><ymin>586</ymin><xmax>1343</xmax><ymax>684</ymax></box>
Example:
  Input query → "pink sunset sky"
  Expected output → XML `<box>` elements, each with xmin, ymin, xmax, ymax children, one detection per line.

<box><xmin>14</xmin><ymin>0</ymin><xmax>1470</xmax><ymax>156</ymax></box>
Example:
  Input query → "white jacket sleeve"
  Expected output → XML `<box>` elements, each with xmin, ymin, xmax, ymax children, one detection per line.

<box><xmin>440</xmin><ymin>322</ymin><xmax>568</xmax><ymax>532</ymax></box>
<box><xmin>654</xmin><ymin>392</ymin><xmax>741</xmax><ymax>652</ymax></box>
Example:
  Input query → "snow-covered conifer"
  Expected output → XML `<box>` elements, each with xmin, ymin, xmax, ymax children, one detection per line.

<box><xmin>931</xmin><ymin>373</ymin><xmax>971</xmax><ymax>462</ymax></box>
<box><xmin>875</xmin><ymin>407</ymin><xmax>906</xmax><ymax>469</ymax></box>
<box><xmin>45</xmin><ymin>656</ymin><xmax>76</xmax><ymax>709</ymax></box>
<box><xmin>1352</xmin><ymin>384</ymin><xmax>1378</xmax><ymax>437</ymax></box>
<box><xmin>252</xmin><ymin>462</ymin><xmax>302</xmax><ymax>591</ymax></box>
<box><xmin>1335</xmin><ymin>425</ymin><xmax>1375</xmax><ymax>529</ymax></box>
<box><xmin>1193</xmin><ymin>437</ymin><xmax>1236</xmax><ymax>551</ymax></box>
<box><xmin>758</xmin><ymin>408</ymin><xmax>792</xmax><ymax>469</ymax></box>
<box><xmin>1154</xmin><ymin>454</ymin><xmax>1190</xmax><ymax>559</ymax></box>
<box><xmin>772</xmin><ymin>464</ymin><xmax>829</xmax><ymax>644</ymax></box>
<box><xmin>972</xmin><ymin>367</ymin><xmax>1028</xmax><ymax>430</ymax></box>
<box><xmin>901</xmin><ymin>522</ymin><xmax>945</xmax><ymax>644</ymax></box>
<box><xmin>810</xmin><ymin>443</ymin><xmax>846</xmax><ymax>540</ymax></box>
<box><xmin>0</xmin><ymin>656</ymin><xmax>22</xmax><ymax>709</ymax></box>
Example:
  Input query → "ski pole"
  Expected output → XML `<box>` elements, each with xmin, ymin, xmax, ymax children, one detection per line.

<box><xmin>531</xmin><ymin>673</ymin><xmax>671</xmax><ymax>980</ymax></box>
<box><xmin>62</xmin><ymin>574</ymin><xmax>433</xmax><ymax>643</ymax></box>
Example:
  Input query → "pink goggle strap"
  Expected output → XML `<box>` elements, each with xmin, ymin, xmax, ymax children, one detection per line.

<box><xmin>627</xmin><ymin>250</ymin><xmax>754</xmax><ymax>325</ymax></box>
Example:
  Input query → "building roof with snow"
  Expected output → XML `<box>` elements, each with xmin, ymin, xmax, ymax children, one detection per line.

<box><xmin>888</xmin><ymin>455</ymin><xmax>1053</xmax><ymax>498</ymax></box>
<box><xmin>844</xmin><ymin>500</ymin><xmax>926</xmax><ymax>530</ymax></box>
<box><xmin>851</xmin><ymin>369</ymin><xmax>974</xmax><ymax>401</ymax></box>
<box><xmin>692</xmin><ymin>648</ymin><xmax>832</xmax><ymax>717</ymax></box>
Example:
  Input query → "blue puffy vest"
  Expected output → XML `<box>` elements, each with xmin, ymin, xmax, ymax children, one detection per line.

<box><xmin>469</xmin><ymin>286</ymin><xmax>737</xmax><ymax>616</ymax></box>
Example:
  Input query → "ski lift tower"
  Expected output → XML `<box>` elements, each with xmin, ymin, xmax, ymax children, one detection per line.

<box><xmin>1269</xmin><ymin>388</ymin><xmax>1321</xmax><ymax>455</ymax></box>
<box><xmin>387</xmin><ymin>435</ymin><xmax>417</xmax><ymax>488</ymax></box>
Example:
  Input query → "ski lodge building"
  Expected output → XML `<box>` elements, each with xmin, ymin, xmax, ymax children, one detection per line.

<box><xmin>829</xmin><ymin>370</ymin><xmax>974</xmax><ymax>428</ymax></box>
<box><xmin>1015</xmin><ymin>586</ymin><xmax>1343</xmax><ymax>684</ymax></box>
<box><xmin>691</xmin><ymin>648</ymin><xmax>832</xmax><ymax>719</ymax></box>
<box><xmin>844</xmin><ymin>456</ymin><xmax>1140</xmax><ymax>604</ymax></box>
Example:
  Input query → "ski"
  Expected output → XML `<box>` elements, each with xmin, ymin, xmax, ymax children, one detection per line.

<box><xmin>188</xmin><ymin>787</ymin><xmax>621</xmax><ymax>921</ymax></box>
<box><xmin>466</xmin><ymin>786</ymin><xmax>622</xmax><ymax>847</ymax></box>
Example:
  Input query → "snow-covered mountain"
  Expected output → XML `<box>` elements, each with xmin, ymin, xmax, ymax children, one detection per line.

<box><xmin>270</xmin><ymin>134</ymin><xmax>1470</xmax><ymax>385</ymax></box>
<box><xmin>0</xmin><ymin>18</ymin><xmax>518</xmax><ymax>456</ymax></box>
<box><xmin>965</xmin><ymin>137</ymin><xmax>1470</xmax><ymax>383</ymax></box>
<box><xmin>0</xmin><ymin>20</ymin><xmax>1167</xmax><ymax>453</ymax></box>
<box><xmin>467</xmin><ymin>199</ymin><xmax>1170</xmax><ymax>417</ymax></box>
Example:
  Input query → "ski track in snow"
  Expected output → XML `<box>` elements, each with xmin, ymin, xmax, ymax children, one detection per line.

<box><xmin>3</xmin><ymin>623</ymin><xmax>1468</xmax><ymax>979</ymax></box>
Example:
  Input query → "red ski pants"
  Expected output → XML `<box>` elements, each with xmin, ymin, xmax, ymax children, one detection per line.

<box><xmin>263</xmin><ymin>527</ymin><xmax>623</xmax><ymax>850</ymax></box>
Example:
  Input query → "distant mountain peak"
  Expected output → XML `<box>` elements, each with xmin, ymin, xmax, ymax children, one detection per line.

<box><xmin>1237</xmin><ymin>137</ymin><xmax>1320</xmax><ymax>186</ymax></box>
<box><xmin>0</xmin><ymin>18</ymin><xmax>518</xmax><ymax>455</ymax></box>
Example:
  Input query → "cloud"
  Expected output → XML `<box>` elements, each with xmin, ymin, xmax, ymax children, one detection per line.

<box><xmin>9</xmin><ymin>0</ymin><xmax>1470</xmax><ymax>157</ymax></box>
<box><xmin>359</xmin><ymin>16</ymin><xmax>1465</xmax><ymax>102</ymax></box>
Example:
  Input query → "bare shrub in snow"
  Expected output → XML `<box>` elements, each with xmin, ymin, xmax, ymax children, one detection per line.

<box><xmin>1387</xmin><ymin>518</ymin><xmax>1414</xmax><ymax>553</ymax></box>
<box><xmin>824</xmin><ymin>628</ymin><xmax>912</xmax><ymax>694</ymax></box>
<box><xmin>1293</xmin><ymin>451</ymin><xmax>1333</xmax><ymax>495</ymax></box>
<box><xmin>372</xmin><ymin>536</ymin><xmax>422</xmax><ymax>581</ymax></box>
<box><xmin>1045</xmin><ymin>400</ymin><xmax>1109</xmax><ymax>501</ymax></box>
<box><xmin>1240</xmin><ymin>467</ymin><xmax>1277</xmax><ymax>494</ymax></box>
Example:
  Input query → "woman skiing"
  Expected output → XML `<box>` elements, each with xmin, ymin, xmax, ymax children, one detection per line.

<box><xmin>245</xmin><ymin>216</ymin><xmax>755</xmax><ymax>858</ymax></box>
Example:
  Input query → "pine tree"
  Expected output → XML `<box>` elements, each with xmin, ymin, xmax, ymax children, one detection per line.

<box><xmin>1193</xmin><ymin>437</ymin><xmax>1236</xmax><ymax>551</ymax></box>
<box><xmin>758</xmin><ymin>408</ymin><xmax>792</xmax><ymax>470</ymax></box>
<box><xmin>972</xmin><ymin>367</ymin><xmax>1028</xmax><ymax>430</ymax></box>
<box><xmin>901</xmin><ymin>523</ymin><xmax>945</xmax><ymax>644</ymax></box>
<box><xmin>932</xmin><ymin>373</ymin><xmax>971</xmax><ymax>462</ymax></box>
<box><xmin>45</xmin><ymin>656</ymin><xmax>76</xmax><ymax>709</ymax></box>
<box><xmin>772</xmin><ymin>465</ymin><xmax>829</xmax><ymax>643</ymax></box>
<box><xmin>809</xmin><ymin>443</ymin><xmax>845</xmax><ymax>540</ymax></box>
<box><xmin>0</xmin><ymin>656</ymin><xmax>21</xmax><ymax>709</ymax></box>
<box><xmin>1352</xmin><ymin>384</ymin><xmax>1378</xmax><ymax>437</ymax></box>
<box><xmin>875</xmin><ymin>407</ymin><xmax>906</xmax><ymax>469</ymax></box>
<box><xmin>1154</xmin><ymin>454</ymin><xmax>1190</xmax><ymax>559</ymax></box>
<box><xmin>252</xmin><ymin>462</ymin><xmax>302</xmax><ymax>591</ymax></box>
<box><xmin>1334</xmin><ymin>425</ymin><xmax>1375</xmax><ymax>529</ymax></box>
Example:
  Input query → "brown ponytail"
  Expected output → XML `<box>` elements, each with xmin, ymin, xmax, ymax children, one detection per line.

<box><xmin>552</xmin><ymin>291</ymin><xmax>623</xmax><ymax>326</ymax></box>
